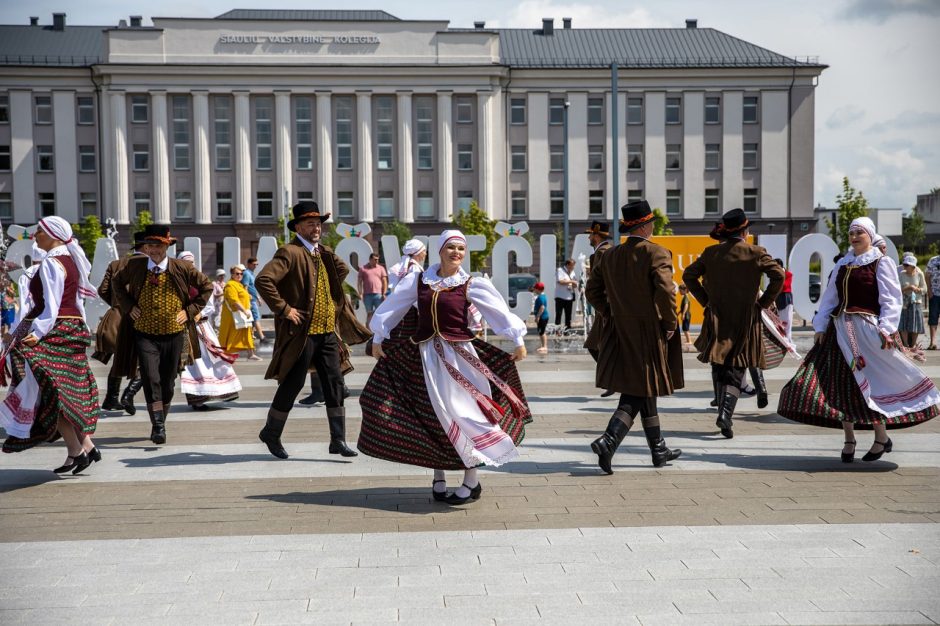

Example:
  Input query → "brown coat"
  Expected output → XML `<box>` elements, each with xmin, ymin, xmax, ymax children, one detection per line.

<box><xmin>110</xmin><ymin>256</ymin><xmax>213</xmax><ymax>379</ymax></box>
<box><xmin>256</xmin><ymin>238</ymin><xmax>371</xmax><ymax>383</ymax></box>
<box><xmin>585</xmin><ymin>237</ymin><xmax>684</xmax><ymax>397</ymax></box>
<box><xmin>583</xmin><ymin>239</ymin><xmax>612</xmax><ymax>354</ymax></box>
<box><xmin>93</xmin><ymin>256</ymin><xmax>132</xmax><ymax>364</ymax></box>
<box><xmin>682</xmin><ymin>239</ymin><xmax>785</xmax><ymax>368</ymax></box>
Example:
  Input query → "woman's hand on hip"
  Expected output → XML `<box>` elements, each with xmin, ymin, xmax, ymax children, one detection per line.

<box><xmin>22</xmin><ymin>334</ymin><xmax>38</xmax><ymax>347</ymax></box>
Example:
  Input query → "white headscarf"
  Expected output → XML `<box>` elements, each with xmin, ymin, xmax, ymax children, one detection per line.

<box><xmin>437</xmin><ymin>229</ymin><xmax>467</xmax><ymax>253</ymax></box>
<box><xmin>849</xmin><ymin>217</ymin><xmax>877</xmax><ymax>242</ymax></box>
<box><xmin>176</xmin><ymin>250</ymin><xmax>195</xmax><ymax>263</ymax></box>
<box><xmin>402</xmin><ymin>238</ymin><xmax>426</xmax><ymax>256</ymax></box>
<box><xmin>38</xmin><ymin>216</ymin><xmax>96</xmax><ymax>298</ymax></box>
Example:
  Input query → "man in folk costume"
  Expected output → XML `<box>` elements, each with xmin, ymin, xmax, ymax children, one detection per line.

<box><xmin>585</xmin><ymin>201</ymin><xmax>684</xmax><ymax>472</ymax></box>
<box><xmin>582</xmin><ymin>220</ymin><xmax>615</xmax><ymax>398</ymax></box>
<box><xmin>683</xmin><ymin>208</ymin><xmax>785</xmax><ymax>439</ymax></box>
<box><xmin>110</xmin><ymin>225</ymin><xmax>212</xmax><ymax>444</ymax></box>
<box><xmin>256</xmin><ymin>201</ymin><xmax>371</xmax><ymax>459</ymax></box>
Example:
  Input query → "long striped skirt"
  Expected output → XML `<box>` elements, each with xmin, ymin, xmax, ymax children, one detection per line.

<box><xmin>1</xmin><ymin>318</ymin><xmax>100</xmax><ymax>452</ymax></box>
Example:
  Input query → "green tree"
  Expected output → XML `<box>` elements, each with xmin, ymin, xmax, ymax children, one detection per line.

<box><xmin>131</xmin><ymin>210</ymin><xmax>153</xmax><ymax>235</ymax></box>
<box><xmin>929</xmin><ymin>241</ymin><xmax>939</xmax><ymax>259</ymax></box>
<box><xmin>652</xmin><ymin>207</ymin><xmax>673</xmax><ymax>236</ymax></box>
<box><xmin>73</xmin><ymin>216</ymin><xmax>105</xmax><ymax>262</ymax></box>
<box><xmin>276</xmin><ymin>216</ymin><xmax>287</xmax><ymax>247</ymax></box>
<box><xmin>825</xmin><ymin>177</ymin><xmax>869</xmax><ymax>251</ymax></box>
<box><xmin>451</xmin><ymin>200</ymin><xmax>497</xmax><ymax>271</ymax></box>
<box><xmin>553</xmin><ymin>224</ymin><xmax>565</xmax><ymax>263</ymax></box>
<box><xmin>320</xmin><ymin>223</ymin><xmax>341</xmax><ymax>250</ymax></box>
<box><xmin>903</xmin><ymin>210</ymin><xmax>926</xmax><ymax>251</ymax></box>
<box><xmin>380</xmin><ymin>220</ymin><xmax>413</xmax><ymax>248</ymax></box>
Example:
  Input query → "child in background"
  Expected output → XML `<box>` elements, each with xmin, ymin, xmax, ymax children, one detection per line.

<box><xmin>678</xmin><ymin>284</ymin><xmax>692</xmax><ymax>344</ymax></box>
<box><xmin>532</xmin><ymin>282</ymin><xmax>550</xmax><ymax>354</ymax></box>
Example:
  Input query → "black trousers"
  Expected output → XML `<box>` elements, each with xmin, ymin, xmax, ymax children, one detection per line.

<box><xmin>713</xmin><ymin>364</ymin><xmax>747</xmax><ymax>388</ymax></box>
<box><xmin>554</xmin><ymin>298</ymin><xmax>573</xmax><ymax>328</ymax></box>
<box><xmin>617</xmin><ymin>394</ymin><xmax>657</xmax><ymax>418</ymax></box>
<box><xmin>135</xmin><ymin>331</ymin><xmax>185</xmax><ymax>408</ymax></box>
<box><xmin>271</xmin><ymin>333</ymin><xmax>345</xmax><ymax>414</ymax></box>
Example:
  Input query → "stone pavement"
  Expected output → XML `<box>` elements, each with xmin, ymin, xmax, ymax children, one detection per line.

<box><xmin>2</xmin><ymin>333</ymin><xmax>940</xmax><ymax>625</ymax></box>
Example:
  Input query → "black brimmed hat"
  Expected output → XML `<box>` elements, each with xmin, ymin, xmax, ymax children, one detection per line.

<box><xmin>132</xmin><ymin>230</ymin><xmax>147</xmax><ymax>250</ymax></box>
<box><xmin>584</xmin><ymin>221</ymin><xmax>611</xmax><ymax>237</ymax></box>
<box><xmin>287</xmin><ymin>201</ymin><xmax>330</xmax><ymax>232</ymax></box>
<box><xmin>709</xmin><ymin>208</ymin><xmax>750</xmax><ymax>240</ymax></box>
<box><xmin>141</xmin><ymin>224</ymin><xmax>177</xmax><ymax>246</ymax></box>
<box><xmin>618</xmin><ymin>200</ymin><xmax>654</xmax><ymax>233</ymax></box>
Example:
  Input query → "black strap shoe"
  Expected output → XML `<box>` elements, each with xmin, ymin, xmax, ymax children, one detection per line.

<box><xmin>862</xmin><ymin>437</ymin><xmax>892</xmax><ymax>462</ymax></box>
<box><xmin>841</xmin><ymin>440</ymin><xmax>856</xmax><ymax>463</ymax></box>
<box><xmin>432</xmin><ymin>479</ymin><xmax>448</xmax><ymax>502</ymax></box>
<box><xmin>53</xmin><ymin>453</ymin><xmax>86</xmax><ymax>474</ymax></box>
<box><xmin>444</xmin><ymin>482</ymin><xmax>482</xmax><ymax>505</ymax></box>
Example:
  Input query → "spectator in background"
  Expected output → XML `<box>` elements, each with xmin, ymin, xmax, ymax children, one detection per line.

<box><xmin>211</xmin><ymin>269</ymin><xmax>226</xmax><ymax>329</ymax></box>
<box><xmin>243</xmin><ymin>257</ymin><xmax>267</xmax><ymax>344</ymax></box>
<box><xmin>532</xmin><ymin>282</ymin><xmax>549</xmax><ymax>354</ymax></box>
<box><xmin>358</xmin><ymin>253</ymin><xmax>388</xmax><ymax>326</ymax></box>
<box><xmin>555</xmin><ymin>258</ymin><xmax>577</xmax><ymax>329</ymax></box>
<box><xmin>220</xmin><ymin>266</ymin><xmax>260</xmax><ymax>361</ymax></box>
<box><xmin>774</xmin><ymin>258</ymin><xmax>794</xmax><ymax>341</ymax></box>
<box><xmin>678</xmin><ymin>284</ymin><xmax>692</xmax><ymax>345</ymax></box>
<box><xmin>926</xmin><ymin>251</ymin><xmax>940</xmax><ymax>350</ymax></box>
<box><xmin>899</xmin><ymin>253</ymin><xmax>927</xmax><ymax>348</ymax></box>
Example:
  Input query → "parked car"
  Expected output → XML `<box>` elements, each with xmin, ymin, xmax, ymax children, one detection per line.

<box><xmin>809</xmin><ymin>274</ymin><xmax>821</xmax><ymax>303</ymax></box>
<box><xmin>508</xmin><ymin>273</ymin><xmax>537</xmax><ymax>308</ymax></box>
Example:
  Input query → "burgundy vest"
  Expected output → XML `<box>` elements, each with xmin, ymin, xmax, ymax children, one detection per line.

<box><xmin>834</xmin><ymin>259</ymin><xmax>881</xmax><ymax>317</ymax></box>
<box><xmin>28</xmin><ymin>255</ymin><xmax>82</xmax><ymax>319</ymax></box>
<box><xmin>412</xmin><ymin>275</ymin><xmax>476</xmax><ymax>343</ymax></box>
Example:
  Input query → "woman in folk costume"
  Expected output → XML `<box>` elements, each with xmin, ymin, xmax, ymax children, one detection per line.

<box><xmin>176</xmin><ymin>252</ymin><xmax>242</xmax><ymax>410</ymax></box>
<box><xmin>360</xmin><ymin>230</ymin><xmax>531</xmax><ymax>505</ymax></box>
<box><xmin>387</xmin><ymin>238</ymin><xmax>427</xmax><ymax>291</ymax></box>
<box><xmin>778</xmin><ymin>217</ymin><xmax>940</xmax><ymax>462</ymax></box>
<box><xmin>0</xmin><ymin>217</ymin><xmax>101</xmax><ymax>474</ymax></box>
<box><xmin>219</xmin><ymin>266</ymin><xmax>259</xmax><ymax>360</ymax></box>
<box><xmin>12</xmin><ymin>243</ymin><xmax>46</xmax><ymax>328</ymax></box>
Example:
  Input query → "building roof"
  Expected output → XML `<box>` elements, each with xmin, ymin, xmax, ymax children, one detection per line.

<box><xmin>0</xmin><ymin>25</ymin><xmax>104</xmax><ymax>66</ymax></box>
<box><xmin>215</xmin><ymin>9</ymin><xmax>400</xmax><ymax>21</ymax></box>
<box><xmin>498</xmin><ymin>27</ymin><xmax>823</xmax><ymax>69</ymax></box>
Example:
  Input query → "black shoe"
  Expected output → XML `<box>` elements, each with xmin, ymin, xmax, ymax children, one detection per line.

<box><xmin>741</xmin><ymin>385</ymin><xmax>757</xmax><ymax>397</ymax></box>
<box><xmin>328</xmin><ymin>439</ymin><xmax>358</xmax><ymax>457</ymax></box>
<box><xmin>190</xmin><ymin>404</ymin><xmax>210</xmax><ymax>411</ymax></box>
<box><xmin>841</xmin><ymin>440</ymin><xmax>856</xmax><ymax>463</ymax></box>
<box><xmin>342</xmin><ymin>384</ymin><xmax>351</xmax><ymax>400</ymax></box>
<box><xmin>649</xmin><ymin>440</ymin><xmax>682</xmax><ymax>468</ymax></box>
<box><xmin>590</xmin><ymin>412</ymin><xmax>633</xmax><ymax>475</ymax></box>
<box><xmin>101</xmin><ymin>393</ymin><xmax>122</xmax><ymax>411</ymax></box>
<box><xmin>149</xmin><ymin>411</ymin><xmax>166</xmax><ymax>445</ymax></box>
<box><xmin>121</xmin><ymin>378</ymin><xmax>143</xmax><ymax>416</ymax></box>
<box><xmin>750</xmin><ymin>368</ymin><xmax>769</xmax><ymax>409</ymax></box>
<box><xmin>432</xmin><ymin>479</ymin><xmax>448</xmax><ymax>502</ymax></box>
<box><xmin>600</xmin><ymin>389</ymin><xmax>615</xmax><ymax>398</ymax></box>
<box><xmin>445</xmin><ymin>482</ymin><xmax>482</xmax><ymax>505</ymax></box>
<box><xmin>53</xmin><ymin>453</ymin><xmax>87</xmax><ymax>474</ymax></box>
<box><xmin>298</xmin><ymin>392</ymin><xmax>325</xmax><ymax>406</ymax></box>
<box><xmin>862</xmin><ymin>438</ymin><xmax>893</xmax><ymax>462</ymax></box>
<box><xmin>71</xmin><ymin>452</ymin><xmax>93</xmax><ymax>475</ymax></box>
<box><xmin>757</xmin><ymin>392</ymin><xmax>769</xmax><ymax>410</ymax></box>
<box><xmin>709</xmin><ymin>399</ymin><xmax>718</xmax><ymax>408</ymax></box>
<box><xmin>716</xmin><ymin>390</ymin><xmax>738</xmax><ymax>439</ymax></box>
<box><xmin>259</xmin><ymin>424</ymin><xmax>289</xmax><ymax>459</ymax></box>
<box><xmin>87</xmin><ymin>447</ymin><xmax>102</xmax><ymax>463</ymax></box>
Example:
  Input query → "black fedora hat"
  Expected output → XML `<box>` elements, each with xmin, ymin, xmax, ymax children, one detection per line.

<box><xmin>132</xmin><ymin>230</ymin><xmax>147</xmax><ymax>250</ymax></box>
<box><xmin>287</xmin><ymin>201</ymin><xmax>330</xmax><ymax>232</ymax></box>
<box><xmin>141</xmin><ymin>224</ymin><xmax>177</xmax><ymax>246</ymax></box>
<box><xmin>709</xmin><ymin>208</ymin><xmax>750</xmax><ymax>240</ymax></box>
<box><xmin>618</xmin><ymin>200</ymin><xmax>654</xmax><ymax>233</ymax></box>
<box><xmin>584</xmin><ymin>220</ymin><xmax>611</xmax><ymax>237</ymax></box>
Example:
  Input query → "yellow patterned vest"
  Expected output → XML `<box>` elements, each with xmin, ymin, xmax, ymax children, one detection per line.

<box><xmin>135</xmin><ymin>269</ymin><xmax>185</xmax><ymax>335</ymax></box>
<box><xmin>308</xmin><ymin>252</ymin><xmax>335</xmax><ymax>335</ymax></box>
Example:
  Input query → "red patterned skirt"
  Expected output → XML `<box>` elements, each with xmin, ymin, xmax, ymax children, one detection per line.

<box><xmin>2</xmin><ymin>318</ymin><xmax>100</xmax><ymax>452</ymax></box>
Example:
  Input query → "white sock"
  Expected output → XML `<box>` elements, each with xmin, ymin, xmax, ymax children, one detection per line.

<box><xmin>432</xmin><ymin>469</ymin><xmax>447</xmax><ymax>493</ymax></box>
<box><xmin>455</xmin><ymin>468</ymin><xmax>479</xmax><ymax>497</ymax></box>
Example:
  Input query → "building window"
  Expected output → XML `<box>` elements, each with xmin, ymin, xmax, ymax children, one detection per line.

<box><xmin>0</xmin><ymin>145</ymin><xmax>9</xmax><ymax>170</ymax></box>
<box><xmin>744</xmin><ymin>188</ymin><xmax>759</xmax><ymax>213</ymax></box>
<box><xmin>550</xmin><ymin>190</ymin><xmax>564</xmax><ymax>217</ymax></box>
<box><xmin>628</xmin><ymin>144</ymin><xmax>643</xmax><ymax>170</ymax></box>
<box><xmin>511</xmin><ymin>190</ymin><xmax>527</xmax><ymax>217</ymax></box>
<box><xmin>416</xmin><ymin>98</ymin><xmax>434</xmax><ymax>170</ymax></box>
<box><xmin>665</xmin><ymin>97</ymin><xmax>681</xmax><ymax>124</ymax></box>
<box><xmin>37</xmin><ymin>145</ymin><xmax>54</xmax><ymax>172</ymax></box>
<box><xmin>743</xmin><ymin>143</ymin><xmax>759</xmax><ymax>169</ymax></box>
<box><xmin>705</xmin><ymin>189</ymin><xmax>721</xmax><ymax>215</ymax></box>
<box><xmin>705</xmin><ymin>96</ymin><xmax>721</xmax><ymax>124</ymax></box>
<box><xmin>295</xmin><ymin>97</ymin><xmax>313</xmax><ymax>171</ymax></box>
<box><xmin>666</xmin><ymin>144</ymin><xmax>681</xmax><ymax>170</ymax></box>
<box><xmin>416</xmin><ymin>191</ymin><xmax>434</xmax><ymax>218</ymax></box>
<box><xmin>337</xmin><ymin>191</ymin><xmax>354</xmax><ymax>219</ymax></box>
<box><xmin>627</xmin><ymin>189</ymin><xmax>643</xmax><ymax>203</ymax></box>
<box><xmin>172</xmin><ymin>95</ymin><xmax>190</xmax><ymax>170</ymax></box>
<box><xmin>376</xmin><ymin>96</ymin><xmax>394</xmax><ymax>170</ymax></box>
<box><xmin>549</xmin><ymin>98</ymin><xmax>565</xmax><ymax>125</ymax></box>
<box><xmin>627</xmin><ymin>97</ymin><xmax>643</xmax><ymax>125</ymax></box>
<box><xmin>550</xmin><ymin>145</ymin><xmax>563</xmax><ymax>171</ymax></box>
<box><xmin>134</xmin><ymin>192</ymin><xmax>150</xmax><ymax>216</ymax></box>
<box><xmin>216</xmin><ymin>191</ymin><xmax>233</xmax><ymax>218</ymax></box>
<box><xmin>133</xmin><ymin>144</ymin><xmax>149</xmax><ymax>171</ymax></box>
<box><xmin>588</xmin><ymin>145</ymin><xmax>604</xmax><ymax>171</ymax></box>
<box><xmin>79</xmin><ymin>145</ymin><xmax>96</xmax><ymax>172</ymax></box>
<box><xmin>77</xmin><ymin>96</ymin><xmax>95</xmax><ymax>125</ymax></box>
<box><xmin>705</xmin><ymin>143</ymin><xmax>721</xmax><ymax>171</ymax></box>
<box><xmin>743</xmin><ymin>96</ymin><xmax>759</xmax><ymax>124</ymax></box>
<box><xmin>34</xmin><ymin>96</ymin><xmax>52</xmax><ymax>124</ymax></box>
<box><xmin>589</xmin><ymin>190</ymin><xmax>604</xmax><ymax>216</ymax></box>
<box><xmin>214</xmin><ymin>96</ymin><xmax>231</xmax><ymax>171</ymax></box>
<box><xmin>38</xmin><ymin>193</ymin><xmax>56</xmax><ymax>216</ymax></box>
<box><xmin>131</xmin><ymin>95</ymin><xmax>148</xmax><ymax>123</ymax></box>
<box><xmin>456</xmin><ymin>99</ymin><xmax>472</xmax><ymax>124</ymax></box>
<box><xmin>256</xmin><ymin>191</ymin><xmax>274</xmax><ymax>218</ymax></box>
<box><xmin>457</xmin><ymin>143</ymin><xmax>473</xmax><ymax>170</ymax></box>
<box><xmin>510</xmin><ymin>98</ymin><xmax>526</xmax><ymax>125</ymax></box>
<box><xmin>456</xmin><ymin>190</ymin><xmax>473</xmax><ymax>212</ymax></box>
<box><xmin>588</xmin><ymin>97</ymin><xmax>604</xmax><ymax>125</ymax></box>
<box><xmin>0</xmin><ymin>95</ymin><xmax>8</xmax><ymax>124</ymax></box>
<box><xmin>335</xmin><ymin>97</ymin><xmax>353</xmax><ymax>170</ymax></box>
<box><xmin>175</xmin><ymin>191</ymin><xmax>192</xmax><ymax>219</ymax></box>
<box><xmin>377</xmin><ymin>191</ymin><xmax>395</xmax><ymax>219</ymax></box>
<box><xmin>511</xmin><ymin>145</ymin><xmax>527</xmax><ymax>171</ymax></box>
<box><xmin>255</xmin><ymin>96</ymin><xmax>273</xmax><ymax>170</ymax></box>
<box><xmin>0</xmin><ymin>193</ymin><xmax>11</xmax><ymax>220</ymax></box>
<box><xmin>666</xmin><ymin>190</ymin><xmax>681</xmax><ymax>216</ymax></box>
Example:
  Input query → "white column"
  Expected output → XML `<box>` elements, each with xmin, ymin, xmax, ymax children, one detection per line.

<box><xmin>52</xmin><ymin>90</ymin><xmax>79</xmax><ymax>222</ymax></box>
<box><xmin>192</xmin><ymin>90</ymin><xmax>211</xmax><ymax>224</ymax></box>
<box><xmin>356</xmin><ymin>91</ymin><xmax>373</xmax><ymax>222</ymax></box>
<box><xmin>109</xmin><ymin>91</ymin><xmax>129</xmax><ymax>225</ymax></box>
<box><xmin>490</xmin><ymin>86</ymin><xmax>507</xmax><ymax>220</ymax></box>
<box><xmin>477</xmin><ymin>91</ymin><xmax>494</xmax><ymax>218</ymax></box>
<box><xmin>527</xmin><ymin>92</ymin><xmax>549</xmax><ymax>221</ymax></box>
<box><xmin>644</xmin><ymin>92</ymin><xmax>666</xmax><ymax>212</ymax></box>
<box><xmin>9</xmin><ymin>91</ymin><xmax>35</xmax><ymax>224</ymax></box>
<box><xmin>616</xmin><ymin>92</ymin><xmax>627</xmax><ymax>212</ymax></box>
<box><xmin>722</xmin><ymin>91</ymin><xmax>744</xmax><ymax>212</ymax></box>
<box><xmin>566</xmin><ymin>92</ymin><xmax>588</xmax><ymax>221</ymax></box>
<box><xmin>100</xmin><ymin>91</ymin><xmax>113</xmax><ymax>223</ymax></box>
<box><xmin>150</xmin><ymin>91</ymin><xmax>170</xmax><ymax>223</ymax></box>
<box><xmin>437</xmin><ymin>91</ymin><xmax>454</xmax><ymax>221</ymax></box>
<box><xmin>683</xmin><ymin>91</ymin><xmax>705</xmax><ymax>219</ymax></box>
<box><xmin>234</xmin><ymin>91</ymin><xmax>252</xmax><ymax>223</ymax></box>
<box><xmin>316</xmin><ymin>91</ymin><xmax>333</xmax><ymax>215</ymax></box>
<box><xmin>397</xmin><ymin>91</ymin><xmax>414</xmax><ymax>223</ymax></box>
<box><xmin>761</xmin><ymin>90</ymin><xmax>789</xmax><ymax>218</ymax></box>
<box><xmin>275</xmin><ymin>90</ymin><xmax>293</xmax><ymax>220</ymax></box>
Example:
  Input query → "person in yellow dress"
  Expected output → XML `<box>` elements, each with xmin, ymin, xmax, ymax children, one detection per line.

<box><xmin>219</xmin><ymin>266</ymin><xmax>260</xmax><ymax>361</ymax></box>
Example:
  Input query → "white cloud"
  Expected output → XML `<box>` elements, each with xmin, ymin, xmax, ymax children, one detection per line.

<box><xmin>867</xmin><ymin>110</ymin><xmax>940</xmax><ymax>133</ymax></box>
<box><xmin>826</xmin><ymin>105</ymin><xmax>865</xmax><ymax>130</ymax></box>
<box><xmin>817</xmin><ymin>145</ymin><xmax>935</xmax><ymax>208</ymax></box>
<box><xmin>498</xmin><ymin>1</ymin><xmax>668</xmax><ymax>29</ymax></box>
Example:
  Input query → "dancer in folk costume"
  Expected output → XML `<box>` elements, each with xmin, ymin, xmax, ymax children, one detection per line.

<box><xmin>582</xmin><ymin>220</ymin><xmax>614</xmax><ymax>397</ymax></box>
<box><xmin>778</xmin><ymin>217</ymin><xmax>940</xmax><ymax>462</ymax></box>
<box><xmin>176</xmin><ymin>252</ymin><xmax>242</xmax><ymax>410</ymax></box>
<box><xmin>12</xmin><ymin>243</ymin><xmax>45</xmax><ymax>328</ymax></box>
<box><xmin>0</xmin><ymin>217</ymin><xmax>101</xmax><ymax>474</ymax></box>
<box><xmin>360</xmin><ymin>230</ymin><xmax>531</xmax><ymax>505</ymax></box>
<box><xmin>388</xmin><ymin>238</ymin><xmax>427</xmax><ymax>291</ymax></box>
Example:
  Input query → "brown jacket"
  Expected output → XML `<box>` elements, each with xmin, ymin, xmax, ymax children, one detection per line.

<box><xmin>256</xmin><ymin>238</ymin><xmax>371</xmax><ymax>382</ymax></box>
<box><xmin>93</xmin><ymin>255</ymin><xmax>133</xmax><ymax>364</ymax></box>
<box><xmin>110</xmin><ymin>256</ymin><xmax>213</xmax><ymax>378</ymax></box>
<box><xmin>583</xmin><ymin>239</ymin><xmax>612</xmax><ymax>354</ymax></box>
<box><xmin>585</xmin><ymin>236</ymin><xmax>683</xmax><ymax>397</ymax></box>
<box><xmin>682</xmin><ymin>239</ymin><xmax>785</xmax><ymax>368</ymax></box>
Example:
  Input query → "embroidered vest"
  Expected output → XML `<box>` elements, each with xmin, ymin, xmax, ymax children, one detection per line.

<box><xmin>28</xmin><ymin>256</ymin><xmax>82</xmax><ymax>319</ymax></box>
<box><xmin>412</xmin><ymin>275</ymin><xmax>476</xmax><ymax>343</ymax></box>
<box><xmin>135</xmin><ymin>270</ymin><xmax>185</xmax><ymax>335</ymax></box>
<box><xmin>834</xmin><ymin>259</ymin><xmax>881</xmax><ymax>317</ymax></box>
<box><xmin>308</xmin><ymin>253</ymin><xmax>336</xmax><ymax>335</ymax></box>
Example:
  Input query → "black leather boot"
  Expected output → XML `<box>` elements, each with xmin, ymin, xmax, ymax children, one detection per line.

<box><xmin>641</xmin><ymin>416</ymin><xmax>681</xmax><ymax>467</ymax></box>
<box><xmin>716</xmin><ymin>388</ymin><xmax>738</xmax><ymax>439</ymax></box>
<box><xmin>750</xmin><ymin>367</ymin><xmax>769</xmax><ymax>409</ymax></box>
<box><xmin>101</xmin><ymin>377</ymin><xmax>122</xmax><ymax>411</ymax></box>
<box><xmin>327</xmin><ymin>406</ymin><xmax>358</xmax><ymax>457</ymax></box>
<box><xmin>709</xmin><ymin>367</ymin><xmax>720</xmax><ymax>408</ymax></box>
<box><xmin>121</xmin><ymin>378</ymin><xmax>143</xmax><ymax>415</ymax></box>
<box><xmin>590</xmin><ymin>410</ymin><xmax>634</xmax><ymax>475</ymax></box>
<box><xmin>149</xmin><ymin>410</ymin><xmax>166</xmax><ymax>444</ymax></box>
<box><xmin>259</xmin><ymin>414</ymin><xmax>289</xmax><ymax>459</ymax></box>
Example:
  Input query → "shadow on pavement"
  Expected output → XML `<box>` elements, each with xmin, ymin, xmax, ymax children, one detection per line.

<box><xmin>118</xmin><ymin>451</ymin><xmax>351</xmax><ymax>467</ymax></box>
<box><xmin>0</xmin><ymin>468</ymin><xmax>62</xmax><ymax>492</ymax></box>
<box><xmin>245</xmin><ymin>487</ymin><xmax>461</xmax><ymax>513</ymax></box>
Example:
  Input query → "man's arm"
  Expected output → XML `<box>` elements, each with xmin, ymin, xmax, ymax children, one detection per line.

<box><xmin>97</xmin><ymin>262</ymin><xmax>115</xmax><ymax>305</ymax></box>
<box><xmin>651</xmin><ymin>247</ymin><xmax>678</xmax><ymax>332</ymax></box>
<box><xmin>110</xmin><ymin>263</ymin><xmax>137</xmax><ymax>315</ymax></box>
<box><xmin>584</xmin><ymin>256</ymin><xmax>609</xmax><ymax>316</ymax></box>
<box><xmin>757</xmin><ymin>252</ymin><xmax>786</xmax><ymax>309</ymax></box>
<box><xmin>256</xmin><ymin>248</ymin><xmax>293</xmax><ymax>316</ymax></box>
<box><xmin>357</xmin><ymin>270</ymin><xmax>364</xmax><ymax>297</ymax></box>
<box><xmin>682</xmin><ymin>256</ymin><xmax>709</xmax><ymax>307</ymax></box>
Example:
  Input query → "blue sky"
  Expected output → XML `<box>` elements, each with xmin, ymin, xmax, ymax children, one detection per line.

<box><xmin>5</xmin><ymin>0</ymin><xmax>939</xmax><ymax>211</ymax></box>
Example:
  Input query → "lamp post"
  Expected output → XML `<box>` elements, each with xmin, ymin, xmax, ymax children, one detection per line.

<box><xmin>562</xmin><ymin>100</ymin><xmax>570</xmax><ymax>262</ymax></box>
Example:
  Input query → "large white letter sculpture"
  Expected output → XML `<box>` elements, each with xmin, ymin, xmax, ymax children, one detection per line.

<box><xmin>492</xmin><ymin>222</ymin><xmax>533</xmax><ymax>321</ymax></box>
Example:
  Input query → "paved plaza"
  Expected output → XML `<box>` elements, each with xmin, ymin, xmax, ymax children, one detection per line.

<box><xmin>2</xmin><ymin>333</ymin><xmax>940</xmax><ymax>625</ymax></box>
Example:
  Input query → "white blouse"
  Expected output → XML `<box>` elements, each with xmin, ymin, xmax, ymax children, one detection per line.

<box><xmin>812</xmin><ymin>249</ymin><xmax>903</xmax><ymax>336</ymax></box>
<box><xmin>29</xmin><ymin>247</ymin><xmax>87</xmax><ymax>340</ymax></box>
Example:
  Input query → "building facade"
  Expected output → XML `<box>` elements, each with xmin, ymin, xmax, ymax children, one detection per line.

<box><xmin>0</xmin><ymin>10</ymin><xmax>826</xmax><ymax>261</ymax></box>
